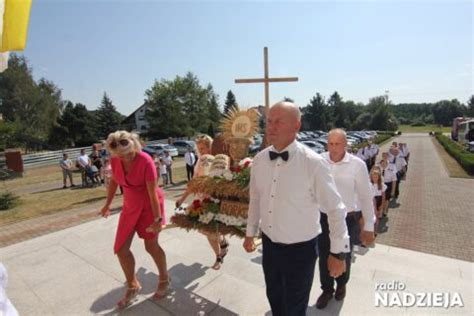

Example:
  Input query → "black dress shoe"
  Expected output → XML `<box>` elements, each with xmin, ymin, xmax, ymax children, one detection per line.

<box><xmin>335</xmin><ymin>285</ymin><xmax>346</xmax><ymax>301</ymax></box>
<box><xmin>316</xmin><ymin>291</ymin><xmax>333</xmax><ymax>309</ymax></box>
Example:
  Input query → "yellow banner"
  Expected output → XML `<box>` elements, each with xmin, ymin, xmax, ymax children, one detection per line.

<box><xmin>1</xmin><ymin>0</ymin><xmax>33</xmax><ymax>52</ymax></box>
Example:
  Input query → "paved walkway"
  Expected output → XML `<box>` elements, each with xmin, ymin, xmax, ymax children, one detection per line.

<box><xmin>1</xmin><ymin>199</ymin><xmax>472</xmax><ymax>315</ymax></box>
<box><xmin>376</xmin><ymin>134</ymin><xmax>474</xmax><ymax>262</ymax></box>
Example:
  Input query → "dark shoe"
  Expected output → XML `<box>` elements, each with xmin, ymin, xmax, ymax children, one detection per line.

<box><xmin>316</xmin><ymin>291</ymin><xmax>333</xmax><ymax>309</ymax></box>
<box><xmin>71</xmin><ymin>184</ymin><xmax>76</xmax><ymax>187</ymax></box>
<box><xmin>63</xmin><ymin>185</ymin><xmax>67</xmax><ymax>189</ymax></box>
<box><xmin>335</xmin><ymin>285</ymin><xmax>346</xmax><ymax>301</ymax></box>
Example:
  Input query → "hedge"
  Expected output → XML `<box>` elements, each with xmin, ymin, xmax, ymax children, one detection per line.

<box><xmin>435</xmin><ymin>133</ymin><xmax>474</xmax><ymax>175</ymax></box>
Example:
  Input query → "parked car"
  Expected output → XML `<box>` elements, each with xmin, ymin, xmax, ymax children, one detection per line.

<box><xmin>144</xmin><ymin>144</ymin><xmax>179</xmax><ymax>157</ymax></box>
<box><xmin>172</xmin><ymin>140</ymin><xmax>197</xmax><ymax>156</ymax></box>
<box><xmin>301</xmin><ymin>141</ymin><xmax>325</xmax><ymax>154</ymax></box>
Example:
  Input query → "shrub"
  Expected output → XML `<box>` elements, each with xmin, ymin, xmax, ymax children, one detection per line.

<box><xmin>0</xmin><ymin>191</ymin><xmax>20</xmax><ymax>210</ymax></box>
<box><xmin>435</xmin><ymin>134</ymin><xmax>474</xmax><ymax>175</ymax></box>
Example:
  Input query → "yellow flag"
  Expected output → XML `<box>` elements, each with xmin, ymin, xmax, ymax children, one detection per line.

<box><xmin>0</xmin><ymin>0</ymin><xmax>33</xmax><ymax>52</ymax></box>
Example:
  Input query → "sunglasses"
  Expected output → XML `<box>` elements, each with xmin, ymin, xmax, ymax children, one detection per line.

<box><xmin>110</xmin><ymin>139</ymin><xmax>129</xmax><ymax>149</ymax></box>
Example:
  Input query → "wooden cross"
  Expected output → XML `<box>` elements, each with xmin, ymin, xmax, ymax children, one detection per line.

<box><xmin>235</xmin><ymin>47</ymin><xmax>298</xmax><ymax>113</ymax></box>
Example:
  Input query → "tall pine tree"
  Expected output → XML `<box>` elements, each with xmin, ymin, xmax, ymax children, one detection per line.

<box><xmin>224</xmin><ymin>90</ymin><xmax>237</xmax><ymax>115</ymax></box>
<box><xmin>96</xmin><ymin>92</ymin><xmax>123</xmax><ymax>139</ymax></box>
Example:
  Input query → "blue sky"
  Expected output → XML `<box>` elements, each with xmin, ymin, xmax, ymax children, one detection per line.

<box><xmin>21</xmin><ymin>0</ymin><xmax>472</xmax><ymax>116</ymax></box>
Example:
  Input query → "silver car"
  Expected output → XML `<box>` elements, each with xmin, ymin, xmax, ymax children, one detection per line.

<box><xmin>172</xmin><ymin>140</ymin><xmax>197</xmax><ymax>156</ymax></box>
<box><xmin>144</xmin><ymin>144</ymin><xmax>179</xmax><ymax>157</ymax></box>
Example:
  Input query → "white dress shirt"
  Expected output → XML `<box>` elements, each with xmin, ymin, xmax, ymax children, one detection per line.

<box><xmin>382</xmin><ymin>163</ymin><xmax>397</xmax><ymax>183</ymax></box>
<box><xmin>77</xmin><ymin>154</ymin><xmax>90</xmax><ymax>168</ymax></box>
<box><xmin>163</xmin><ymin>156</ymin><xmax>173</xmax><ymax>167</ymax></box>
<box><xmin>356</xmin><ymin>147</ymin><xmax>369</xmax><ymax>161</ymax></box>
<box><xmin>371</xmin><ymin>183</ymin><xmax>387</xmax><ymax>197</ymax></box>
<box><xmin>246</xmin><ymin>140</ymin><xmax>350</xmax><ymax>254</ymax></box>
<box><xmin>184</xmin><ymin>152</ymin><xmax>196</xmax><ymax>166</ymax></box>
<box><xmin>320</xmin><ymin>152</ymin><xmax>376</xmax><ymax>232</ymax></box>
<box><xmin>391</xmin><ymin>155</ymin><xmax>407</xmax><ymax>172</ymax></box>
<box><xmin>369</xmin><ymin>144</ymin><xmax>379</xmax><ymax>158</ymax></box>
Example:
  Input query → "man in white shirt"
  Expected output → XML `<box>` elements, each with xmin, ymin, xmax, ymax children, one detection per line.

<box><xmin>243</xmin><ymin>102</ymin><xmax>350</xmax><ymax>316</ymax></box>
<box><xmin>184</xmin><ymin>147</ymin><xmax>196</xmax><ymax>181</ymax></box>
<box><xmin>368</xmin><ymin>139</ymin><xmax>379</xmax><ymax>170</ymax></box>
<box><xmin>316</xmin><ymin>129</ymin><xmax>376</xmax><ymax>309</ymax></box>
<box><xmin>389</xmin><ymin>147</ymin><xmax>407</xmax><ymax>199</ymax></box>
<box><xmin>163</xmin><ymin>151</ymin><xmax>174</xmax><ymax>185</ymax></box>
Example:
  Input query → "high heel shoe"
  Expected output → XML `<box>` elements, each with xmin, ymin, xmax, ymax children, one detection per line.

<box><xmin>117</xmin><ymin>284</ymin><xmax>142</xmax><ymax>309</ymax></box>
<box><xmin>153</xmin><ymin>277</ymin><xmax>171</xmax><ymax>300</ymax></box>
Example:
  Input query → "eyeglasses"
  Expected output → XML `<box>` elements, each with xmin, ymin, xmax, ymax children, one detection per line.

<box><xmin>110</xmin><ymin>139</ymin><xmax>129</xmax><ymax>149</ymax></box>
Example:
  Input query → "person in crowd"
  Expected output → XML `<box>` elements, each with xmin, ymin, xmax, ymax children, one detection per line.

<box><xmin>90</xmin><ymin>144</ymin><xmax>103</xmax><ymax>183</ymax></box>
<box><xmin>100</xmin><ymin>157</ymin><xmax>112</xmax><ymax>189</ymax></box>
<box><xmin>244</xmin><ymin>102</ymin><xmax>350</xmax><ymax>316</ymax></box>
<box><xmin>184</xmin><ymin>147</ymin><xmax>196</xmax><ymax>181</ymax></box>
<box><xmin>77</xmin><ymin>149</ymin><xmax>97</xmax><ymax>187</ymax></box>
<box><xmin>176</xmin><ymin>135</ymin><xmax>229</xmax><ymax>270</ymax></box>
<box><xmin>356</xmin><ymin>143</ymin><xmax>370</xmax><ymax>170</ymax></box>
<box><xmin>399</xmin><ymin>143</ymin><xmax>410</xmax><ymax>170</ymax></box>
<box><xmin>370</xmin><ymin>166</ymin><xmax>386</xmax><ymax>235</ymax></box>
<box><xmin>368</xmin><ymin>139</ymin><xmax>379</xmax><ymax>170</ymax></box>
<box><xmin>379</xmin><ymin>153</ymin><xmax>397</xmax><ymax>216</ymax></box>
<box><xmin>316</xmin><ymin>128</ymin><xmax>375</xmax><ymax>310</ymax></box>
<box><xmin>388</xmin><ymin>146</ymin><xmax>407</xmax><ymax>199</ymax></box>
<box><xmin>162</xmin><ymin>150</ymin><xmax>174</xmax><ymax>185</ymax></box>
<box><xmin>59</xmin><ymin>153</ymin><xmax>75</xmax><ymax>188</ymax></box>
<box><xmin>100</xmin><ymin>131</ymin><xmax>169</xmax><ymax>308</ymax></box>
<box><xmin>159</xmin><ymin>157</ymin><xmax>168</xmax><ymax>186</ymax></box>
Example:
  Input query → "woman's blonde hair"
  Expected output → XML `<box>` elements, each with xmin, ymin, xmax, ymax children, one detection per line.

<box><xmin>370</xmin><ymin>166</ymin><xmax>383</xmax><ymax>190</ymax></box>
<box><xmin>195</xmin><ymin>134</ymin><xmax>213</xmax><ymax>154</ymax></box>
<box><xmin>106</xmin><ymin>130</ymin><xmax>142</xmax><ymax>157</ymax></box>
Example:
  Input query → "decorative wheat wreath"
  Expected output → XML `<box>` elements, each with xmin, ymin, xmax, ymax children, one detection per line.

<box><xmin>221</xmin><ymin>105</ymin><xmax>260</xmax><ymax>139</ymax></box>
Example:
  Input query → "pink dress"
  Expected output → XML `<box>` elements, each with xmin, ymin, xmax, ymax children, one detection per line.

<box><xmin>111</xmin><ymin>151</ymin><xmax>166</xmax><ymax>253</ymax></box>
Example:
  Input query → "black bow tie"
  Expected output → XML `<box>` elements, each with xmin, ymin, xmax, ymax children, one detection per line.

<box><xmin>269</xmin><ymin>151</ymin><xmax>289</xmax><ymax>161</ymax></box>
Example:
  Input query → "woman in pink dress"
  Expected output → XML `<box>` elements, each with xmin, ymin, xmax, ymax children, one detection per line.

<box><xmin>100</xmin><ymin>131</ymin><xmax>169</xmax><ymax>308</ymax></box>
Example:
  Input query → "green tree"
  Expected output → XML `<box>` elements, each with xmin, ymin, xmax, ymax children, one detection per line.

<box><xmin>367</xmin><ymin>96</ymin><xmax>397</xmax><ymax>131</ymax></box>
<box><xmin>224</xmin><ymin>90</ymin><xmax>237</xmax><ymax>115</ymax></box>
<box><xmin>0</xmin><ymin>55</ymin><xmax>62</xmax><ymax>151</ymax></box>
<box><xmin>206</xmin><ymin>84</ymin><xmax>222</xmax><ymax>137</ymax></box>
<box><xmin>328</xmin><ymin>91</ymin><xmax>347</xmax><ymax>128</ymax></box>
<box><xmin>466</xmin><ymin>95</ymin><xmax>474</xmax><ymax>117</ymax></box>
<box><xmin>146</xmin><ymin>72</ymin><xmax>216</xmax><ymax>139</ymax></box>
<box><xmin>432</xmin><ymin>99</ymin><xmax>465</xmax><ymax>126</ymax></box>
<box><xmin>96</xmin><ymin>92</ymin><xmax>124</xmax><ymax>139</ymax></box>
<box><xmin>301</xmin><ymin>93</ymin><xmax>328</xmax><ymax>131</ymax></box>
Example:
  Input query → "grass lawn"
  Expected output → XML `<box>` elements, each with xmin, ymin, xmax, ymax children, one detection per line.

<box><xmin>398</xmin><ymin>124</ymin><xmax>451</xmax><ymax>133</ymax></box>
<box><xmin>0</xmin><ymin>159</ymin><xmax>188</xmax><ymax>226</ymax></box>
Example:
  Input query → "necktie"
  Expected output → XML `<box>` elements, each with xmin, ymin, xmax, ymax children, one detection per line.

<box><xmin>269</xmin><ymin>151</ymin><xmax>289</xmax><ymax>161</ymax></box>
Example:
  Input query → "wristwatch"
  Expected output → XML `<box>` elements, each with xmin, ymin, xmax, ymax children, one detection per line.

<box><xmin>154</xmin><ymin>217</ymin><xmax>162</xmax><ymax>224</ymax></box>
<box><xmin>330</xmin><ymin>252</ymin><xmax>346</xmax><ymax>260</ymax></box>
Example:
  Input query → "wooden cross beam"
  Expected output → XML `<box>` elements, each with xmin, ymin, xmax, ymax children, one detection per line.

<box><xmin>235</xmin><ymin>47</ymin><xmax>298</xmax><ymax>113</ymax></box>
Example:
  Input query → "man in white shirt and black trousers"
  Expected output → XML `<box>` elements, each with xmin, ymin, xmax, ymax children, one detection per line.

<box><xmin>243</xmin><ymin>102</ymin><xmax>350</xmax><ymax>316</ymax></box>
<box><xmin>316</xmin><ymin>128</ymin><xmax>376</xmax><ymax>309</ymax></box>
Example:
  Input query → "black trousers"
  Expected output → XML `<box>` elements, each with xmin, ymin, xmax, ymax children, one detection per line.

<box><xmin>186</xmin><ymin>164</ymin><xmax>194</xmax><ymax>181</ymax></box>
<box><xmin>318</xmin><ymin>212</ymin><xmax>359</xmax><ymax>294</ymax></box>
<box><xmin>262</xmin><ymin>233</ymin><xmax>318</xmax><ymax>316</ymax></box>
<box><xmin>395</xmin><ymin>172</ymin><xmax>402</xmax><ymax>198</ymax></box>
